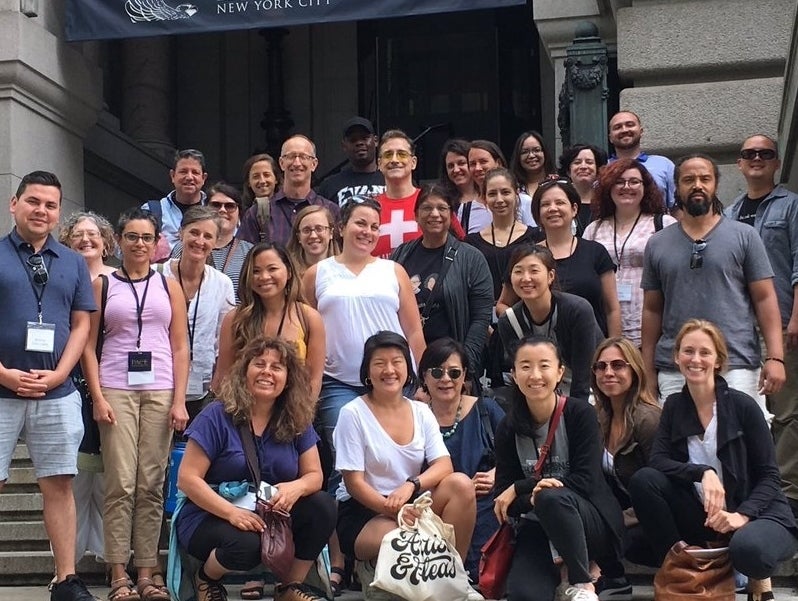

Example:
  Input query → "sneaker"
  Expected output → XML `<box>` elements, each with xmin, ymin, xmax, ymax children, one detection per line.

<box><xmin>50</xmin><ymin>575</ymin><xmax>97</xmax><ymax>601</ymax></box>
<box><xmin>595</xmin><ymin>576</ymin><xmax>632</xmax><ymax>601</ymax></box>
<box><xmin>466</xmin><ymin>582</ymin><xmax>486</xmax><ymax>600</ymax></box>
<box><xmin>354</xmin><ymin>561</ymin><xmax>402</xmax><ymax>601</ymax></box>
<box><xmin>274</xmin><ymin>582</ymin><xmax>325</xmax><ymax>601</ymax></box>
<box><xmin>563</xmin><ymin>586</ymin><xmax>600</xmax><ymax>601</ymax></box>
<box><xmin>193</xmin><ymin>571</ymin><xmax>228</xmax><ymax>601</ymax></box>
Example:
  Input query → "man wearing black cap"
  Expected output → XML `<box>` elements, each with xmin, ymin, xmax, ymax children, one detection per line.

<box><xmin>316</xmin><ymin>116</ymin><xmax>385</xmax><ymax>207</ymax></box>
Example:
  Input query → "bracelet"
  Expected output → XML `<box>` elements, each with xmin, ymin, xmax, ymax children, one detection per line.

<box><xmin>406</xmin><ymin>476</ymin><xmax>421</xmax><ymax>494</ymax></box>
<box><xmin>765</xmin><ymin>357</ymin><xmax>785</xmax><ymax>365</ymax></box>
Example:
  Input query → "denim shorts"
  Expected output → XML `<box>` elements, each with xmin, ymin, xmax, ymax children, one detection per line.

<box><xmin>0</xmin><ymin>389</ymin><xmax>83</xmax><ymax>480</ymax></box>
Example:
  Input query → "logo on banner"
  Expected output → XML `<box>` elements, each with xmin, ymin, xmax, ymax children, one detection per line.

<box><xmin>125</xmin><ymin>1</ymin><xmax>198</xmax><ymax>22</ymax></box>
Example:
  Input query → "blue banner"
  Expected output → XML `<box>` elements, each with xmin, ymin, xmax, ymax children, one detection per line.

<box><xmin>65</xmin><ymin>0</ymin><xmax>527</xmax><ymax>41</ymax></box>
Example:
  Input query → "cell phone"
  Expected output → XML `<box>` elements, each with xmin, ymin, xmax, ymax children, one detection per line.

<box><xmin>258</xmin><ymin>481</ymin><xmax>278</xmax><ymax>501</ymax></box>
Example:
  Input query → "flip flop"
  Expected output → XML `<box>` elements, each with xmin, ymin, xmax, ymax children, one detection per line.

<box><xmin>240</xmin><ymin>580</ymin><xmax>265</xmax><ymax>600</ymax></box>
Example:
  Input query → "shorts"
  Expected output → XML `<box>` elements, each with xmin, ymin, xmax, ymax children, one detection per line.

<box><xmin>0</xmin><ymin>390</ymin><xmax>83</xmax><ymax>480</ymax></box>
<box><xmin>336</xmin><ymin>497</ymin><xmax>378</xmax><ymax>559</ymax></box>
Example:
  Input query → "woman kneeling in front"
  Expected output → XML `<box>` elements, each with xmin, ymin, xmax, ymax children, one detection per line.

<box><xmin>630</xmin><ymin>320</ymin><xmax>798</xmax><ymax>601</ymax></box>
<box><xmin>333</xmin><ymin>331</ymin><xmax>483</xmax><ymax>600</ymax></box>
<box><xmin>176</xmin><ymin>337</ymin><xmax>336</xmax><ymax>601</ymax></box>
<box><xmin>493</xmin><ymin>336</ymin><xmax>624</xmax><ymax>601</ymax></box>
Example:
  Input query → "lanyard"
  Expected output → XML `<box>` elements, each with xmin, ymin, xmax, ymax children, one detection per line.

<box><xmin>120</xmin><ymin>265</ymin><xmax>151</xmax><ymax>349</ymax></box>
<box><xmin>11</xmin><ymin>238</ymin><xmax>48</xmax><ymax>323</ymax></box>
<box><xmin>219</xmin><ymin>238</ymin><xmax>240</xmax><ymax>274</ymax></box>
<box><xmin>612</xmin><ymin>212</ymin><xmax>642</xmax><ymax>269</ymax></box>
<box><xmin>177</xmin><ymin>261</ymin><xmax>204</xmax><ymax>361</ymax></box>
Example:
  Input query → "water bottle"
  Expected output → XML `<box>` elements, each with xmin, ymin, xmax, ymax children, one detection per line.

<box><xmin>165</xmin><ymin>441</ymin><xmax>186</xmax><ymax>516</ymax></box>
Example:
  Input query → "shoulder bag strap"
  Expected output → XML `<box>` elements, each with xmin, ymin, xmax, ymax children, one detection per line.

<box><xmin>237</xmin><ymin>422</ymin><xmax>260</xmax><ymax>487</ymax></box>
<box><xmin>477</xmin><ymin>397</ymin><xmax>495</xmax><ymax>449</ymax></box>
<box><xmin>534</xmin><ymin>395</ymin><xmax>567</xmax><ymax>479</ymax></box>
<box><xmin>421</xmin><ymin>244</ymin><xmax>458</xmax><ymax>323</ymax></box>
<box><xmin>461</xmin><ymin>201</ymin><xmax>473</xmax><ymax>233</ymax></box>
<box><xmin>505</xmin><ymin>307</ymin><xmax>525</xmax><ymax>339</ymax></box>
<box><xmin>654</xmin><ymin>212</ymin><xmax>664</xmax><ymax>232</ymax></box>
<box><xmin>96</xmin><ymin>274</ymin><xmax>108</xmax><ymax>362</ymax></box>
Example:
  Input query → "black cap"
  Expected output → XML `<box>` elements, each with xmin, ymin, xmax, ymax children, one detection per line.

<box><xmin>343</xmin><ymin>117</ymin><xmax>375</xmax><ymax>137</ymax></box>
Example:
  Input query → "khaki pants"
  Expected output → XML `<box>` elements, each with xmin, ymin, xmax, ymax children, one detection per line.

<box><xmin>768</xmin><ymin>336</ymin><xmax>798</xmax><ymax>502</ymax></box>
<box><xmin>99</xmin><ymin>388</ymin><xmax>173</xmax><ymax>567</ymax></box>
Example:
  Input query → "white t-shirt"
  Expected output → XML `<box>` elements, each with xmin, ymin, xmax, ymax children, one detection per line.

<box><xmin>687</xmin><ymin>401</ymin><xmax>724</xmax><ymax>505</ymax></box>
<box><xmin>333</xmin><ymin>396</ymin><xmax>450</xmax><ymax>502</ymax></box>
<box><xmin>161</xmin><ymin>261</ymin><xmax>235</xmax><ymax>398</ymax></box>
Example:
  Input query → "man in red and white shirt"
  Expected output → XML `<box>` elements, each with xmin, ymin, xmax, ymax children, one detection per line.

<box><xmin>373</xmin><ymin>129</ymin><xmax>463</xmax><ymax>257</ymax></box>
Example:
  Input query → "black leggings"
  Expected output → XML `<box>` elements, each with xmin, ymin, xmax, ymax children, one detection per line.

<box><xmin>186</xmin><ymin>492</ymin><xmax>336</xmax><ymax>572</ymax></box>
<box><xmin>506</xmin><ymin>487</ymin><xmax>618</xmax><ymax>601</ymax></box>
<box><xmin>629</xmin><ymin>467</ymin><xmax>798</xmax><ymax>579</ymax></box>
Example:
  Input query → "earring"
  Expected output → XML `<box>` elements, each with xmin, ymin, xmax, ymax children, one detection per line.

<box><xmin>365</xmin><ymin>377</ymin><xmax>372</xmax><ymax>386</ymax></box>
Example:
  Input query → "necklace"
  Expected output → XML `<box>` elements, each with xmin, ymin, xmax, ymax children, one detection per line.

<box><xmin>430</xmin><ymin>397</ymin><xmax>463</xmax><ymax>439</ymax></box>
<box><xmin>543</xmin><ymin>235</ymin><xmax>576</xmax><ymax>259</ymax></box>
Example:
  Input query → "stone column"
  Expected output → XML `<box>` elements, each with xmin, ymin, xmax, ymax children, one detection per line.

<box><xmin>121</xmin><ymin>37</ymin><xmax>175</xmax><ymax>161</ymax></box>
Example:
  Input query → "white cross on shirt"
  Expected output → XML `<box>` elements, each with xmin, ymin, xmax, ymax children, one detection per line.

<box><xmin>381</xmin><ymin>209</ymin><xmax>418</xmax><ymax>249</ymax></box>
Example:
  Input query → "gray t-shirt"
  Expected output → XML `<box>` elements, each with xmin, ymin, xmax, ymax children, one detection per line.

<box><xmin>641</xmin><ymin>217</ymin><xmax>773</xmax><ymax>370</ymax></box>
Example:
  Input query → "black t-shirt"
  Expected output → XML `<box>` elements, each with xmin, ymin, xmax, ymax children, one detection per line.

<box><xmin>575</xmin><ymin>203</ymin><xmax>593</xmax><ymax>237</ymax></box>
<box><xmin>315</xmin><ymin>168</ymin><xmax>386</xmax><ymax>207</ymax></box>
<box><xmin>401</xmin><ymin>244</ymin><xmax>452</xmax><ymax>342</ymax></box>
<box><xmin>553</xmin><ymin>238</ymin><xmax>615</xmax><ymax>335</ymax></box>
<box><xmin>465</xmin><ymin>226</ymin><xmax>544</xmax><ymax>300</ymax></box>
<box><xmin>736</xmin><ymin>193</ymin><xmax>768</xmax><ymax>226</ymax></box>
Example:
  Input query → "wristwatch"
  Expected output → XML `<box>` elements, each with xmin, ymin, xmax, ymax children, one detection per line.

<box><xmin>406</xmin><ymin>476</ymin><xmax>421</xmax><ymax>494</ymax></box>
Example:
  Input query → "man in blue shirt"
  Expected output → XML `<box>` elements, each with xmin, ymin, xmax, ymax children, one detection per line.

<box><xmin>609</xmin><ymin>111</ymin><xmax>675</xmax><ymax>211</ymax></box>
<box><xmin>0</xmin><ymin>171</ymin><xmax>96</xmax><ymax>601</ymax></box>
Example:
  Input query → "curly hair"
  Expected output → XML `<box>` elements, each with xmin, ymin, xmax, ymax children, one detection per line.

<box><xmin>591</xmin><ymin>337</ymin><xmax>659</xmax><ymax>449</ymax></box>
<box><xmin>557</xmin><ymin>144</ymin><xmax>608</xmax><ymax>177</ymax></box>
<box><xmin>592</xmin><ymin>158</ymin><xmax>665</xmax><ymax>219</ymax></box>
<box><xmin>59</xmin><ymin>211</ymin><xmax>117</xmax><ymax>258</ymax></box>
<box><xmin>233</xmin><ymin>243</ymin><xmax>305</xmax><ymax>356</ymax></box>
<box><xmin>286</xmin><ymin>205</ymin><xmax>341</xmax><ymax>275</ymax></box>
<box><xmin>219</xmin><ymin>337</ymin><xmax>313</xmax><ymax>442</ymax></box>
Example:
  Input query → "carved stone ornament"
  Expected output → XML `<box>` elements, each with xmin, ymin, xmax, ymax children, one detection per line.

<box><xmin>565</xmin><ymin>55</ymin><xmax>608</xmax><ymax>91</ymax></box>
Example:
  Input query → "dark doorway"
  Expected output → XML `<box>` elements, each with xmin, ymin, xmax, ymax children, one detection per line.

<box><xmin>358</xmin><ymin>3</ymin><xmax>541</xmax><ymax>181</ymax></box>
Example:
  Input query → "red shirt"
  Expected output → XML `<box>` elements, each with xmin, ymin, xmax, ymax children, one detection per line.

<box><xmin>373</xmin><ymin>189</ymin><xmax>465</xmax><ymax>258</ymax></box>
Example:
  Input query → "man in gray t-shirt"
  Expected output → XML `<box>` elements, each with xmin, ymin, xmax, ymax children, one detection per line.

<box><xmin>640</xmin><ymin>154</ymin><xmax>785</xmax><ymax>415</ymax></box>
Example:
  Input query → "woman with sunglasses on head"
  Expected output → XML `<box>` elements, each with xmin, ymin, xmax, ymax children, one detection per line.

<box><xmin>583</xmin><ymin>159</ymin><xmax>674</xmax><ymax>347</ymax></box>
<box><xmin>334</xmin><ymin>331</ymin><xmax>482</xmax><ymax>600</ymax></box>
<box><xmin>286</xmin><ymin>205</ymin><xmax>340</xmax><ymax>281</ymax></box>
<box><xmin>466</xmin><ymin>168</ymin><xmax>544</xmax><ymax>302</ymax></box>
<box><xmin>529</xmin><ymin>176</ymin><xmax>621</xmax><ymax>337</ymax></box>
<box><xmin>493</xmin><ymin>336</ymin><xmax>624</xmax><ymax>601</ymax></box>
<box><xmin>558</xmin><ymin>144</ymin><xmax>608</xmax><ymax>237</ymax></box>
<box><xmin>391</xmin><ymin>183</ymin><xmax>493</xmax><ymax>382</ymax></box>
<box><xmin>81</xmin><ymin>207</ymin><xmax>189</xmax><ymax>601</ymax></box>
<box><xmin>590</xmin><ymin>338</ymin><xmax>661</xmax><ymax>595</ymax></box>
<box><xmin>497</xmin><ymin>245</ymin><xmax>603</xmax><ymax>400</ymax></box>
<box><xmin>419</xmin><ymin>338</ymin><xmax>504</xmax><ymax>584</ymax></box>
<box><xmin>58</xmin><ymin>212</ymin><xmax>117</xmax><ymax>583</ymax></box>
<box><xmin>630</xmin><ymin>320</ymin><xmax>798</xmax><ymax>601</ymax></box>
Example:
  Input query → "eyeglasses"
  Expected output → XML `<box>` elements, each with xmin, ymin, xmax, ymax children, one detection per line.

<box><xmin>613</xmin><ymin>178</ymin><xmax>643</xmax><ymax>189</ymax></box>
<box><xmin>122</xmin><ymin>232</ymin><xmax>157</xmax><ymax>244</ymax></box>
<box><xmin>379</xmin><ymin>149</ymin><xmax>412</xmax><ymax>162</ymax></box>
<box><xmin>592</xmin><ymin>360</ymin><xmax>630</xmax><ymax>373</ymax></box>
<box><xmin>520</xmin><ymin>146</ymin><xmax>544</xmax><ymax>157</ymax></box>
<box><xmin>299</xmin><ymin>225</ymin><xmax>331</xmax><ymax>236</ymax></box>
<box><xmin>69</xmin><ymin>230</ymin><xmax>101</xmax><ymax>241</ymax></box>
<box><xmin>426</xmin><ymin>367</ymin><xmax>463</xmax><ymax>380</ymax></box>
<box><xmin>26</xmin><ymin>253</ymin><xmax>49</xmax><ymax>285</ymax></box>
<box><xmin>740</xmin><ymin>148</ymin><xmax>777</xmax><ymax>161</ymax></box>
<box><xmin>690</xmin><ymin>239</ymin><xmax>707</xmax><ymax>269</ymax></box>
<box><xmin>209</xmin><ymin>201</ymin><xmax>239</xmax><ymax>212</ymax></box>
<box><xmin>418</xmin><ymin>204</ymin><xmax>451</xmax><ymax>216</ymax></box>
<box><xmin>281</xmin><ymin>152</ymin><xmax>316</xmax><ymax>163</ymax></box>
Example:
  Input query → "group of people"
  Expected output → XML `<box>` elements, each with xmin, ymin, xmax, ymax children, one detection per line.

<box><xmin>2</xmin><ymin>109</ymin><xmax>798</xmax><ymax>601</ymax></box>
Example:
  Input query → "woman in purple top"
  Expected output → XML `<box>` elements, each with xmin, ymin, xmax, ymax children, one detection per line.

<box><xmin>177</xmin><ymin>337</ymin><xmax>335</xmax><ymax>601</ymax></box>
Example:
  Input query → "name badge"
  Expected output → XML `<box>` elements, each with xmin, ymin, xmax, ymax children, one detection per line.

<box><xmin>128</xmin><ymin>351</ymin><xmax>155</xmax><ymax>385</ymax></box>
<box><xmin>26</xmin><ymin>321</ymin><xmax>55</xmax><ymax>353</ymax></box>
<box><xmin>187</xmin><ymin>363</ymin><xmax>205</xmax><ymax>397</ymax></box>
<box><xmin>617</xmin><ymin>283</ymin><xmax>633</xmax><ymax>303</ymax></box>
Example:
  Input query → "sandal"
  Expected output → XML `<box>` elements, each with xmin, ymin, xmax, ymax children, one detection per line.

<box><xmin>329</xmin><ymin>566</ymin><xmax>347</xmax><ymax>597</ymax></box>
<box><xmin>109</xmin><ymin>577</ymin><xmax>141</xmax><ymax>601</ymax></box>
<box><xmin>137</xmin><ymin>576</ymin><xmax>170</xmax><ymax>601</ymax></box>
<box><xmin>240</xmin><ymin>580</ymin><xmax>265</xmax><ymax>600</ymax></box>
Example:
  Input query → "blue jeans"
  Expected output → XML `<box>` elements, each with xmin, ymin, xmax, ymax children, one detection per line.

<box><xmin>316</xmin><ymin>375</ymin><xmax>366</xmax><ymax>494</ymax></box>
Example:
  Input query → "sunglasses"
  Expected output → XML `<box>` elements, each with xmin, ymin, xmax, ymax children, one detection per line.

<box><xmin>690</xmin><ymin>239</ymin><xmax>707</xmax><ymax>270</ymax></box>
<box><xmin>538</xmin><ymin>174</ymin><xmax>572</xmax><ymax>190</ymax></box>
<box><xmin>122</xmin><ymin>232</ymin><xmax>157</xmax><ymax>244</ymax></box>
<box><xmin>379</xmin><ymin>149</ymin><xmax>412</xmax><ymax>162</ymax></box>
<box><xmin>209</xmin><ymin>201</ymin><xmax>238</xmax><ymax>212</ymax></box>
<box><xmin>592</xmin><ymin>360</ymin><xmax>630</xmax><ymax>373</ymax></box>
<box><xmin>740</xmin><ymin>148</ymin><xmax>777</xmax><ymax>161</ymax></box>
<box><xmin>426</xmin><ymin>367</ymin><xmax>463</xmax><ymax>380</ymax></box>
<box><xmin>26</xmin><ymin>253</ymin><xmax>49</xmax><ymax>285</ymax></box>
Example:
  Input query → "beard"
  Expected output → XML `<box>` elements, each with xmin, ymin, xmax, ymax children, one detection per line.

<box><xmin>683</xmin><ymin>192</ymin><xmax>712</xmax><ymax>217</ymax></box>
